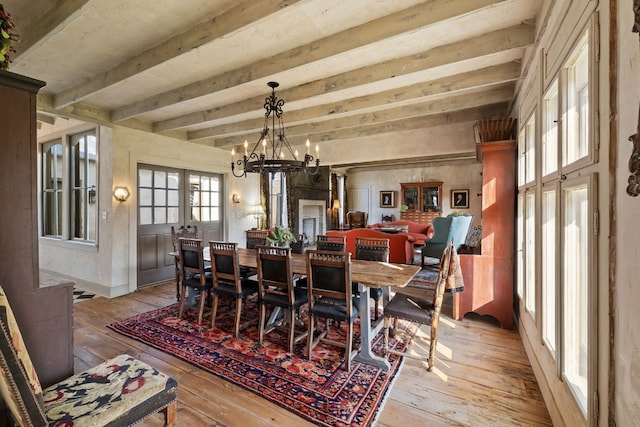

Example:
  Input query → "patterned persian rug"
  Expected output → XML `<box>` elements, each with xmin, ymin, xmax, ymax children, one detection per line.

<box><xmin>107</xmin><ymin>296</ymin><xmax>415</xmax><ymax>427</ymax></box>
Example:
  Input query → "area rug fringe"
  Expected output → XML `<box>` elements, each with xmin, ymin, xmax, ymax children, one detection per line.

<box><xmin>107</xmin><ymin>299</ymin><xmax>415</xmax><ymax>427</ymax></box>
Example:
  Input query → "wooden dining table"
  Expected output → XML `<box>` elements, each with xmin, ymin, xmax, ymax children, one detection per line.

<box><xmin>178</xmin><ymin>246</ymin><xmax>420</xmax><ymax>370</ymax></box>
<box><xmin>230</xmin><ymin>248</ymin><xmax>420</xmax><ymax>370</ymax></box>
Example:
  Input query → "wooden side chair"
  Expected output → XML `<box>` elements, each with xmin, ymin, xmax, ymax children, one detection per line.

<box><xmin>383</xmin><ymin>241</ymin><xmax>455</xmax><ymax>371</ymax></box>
<box><xmin>245</xmin><ymin>229</ymin><xmax>268</xmax><ymax>249</ymax></box>
<box><xmin>354</xmin><ymin>237</ymin><xmax>390</xmax><ymax>321</ymax></box>
<box><xmin>315</xmin><ymin>234</ymin><xmax>347</xmax><ymax>251</ymax></box>
<box><xmin>305</xmin><ymin>250</ymin><xmax>358</xmax><ymax>372</ymax></box>
<box><xmin>209</xmin><ymin>241</ymin><xmax>259</xmax><ymax>337</ymax></box>
<box><xmin>290</xmin><ymin>233</ymin><xmax>306</xmax><ymax>254</ymax></box>
<box><xmin>178</xmin><ymin>237</ymin><xmax>212</xmax><ymax>324</ymax></box>
<box><xmin>346</xmin><ymin>211</ymin><xmax>368</xmax><ymax>228</ymax></box>
<box><xmin>171</xmin><ymin>225</ymin><xmax>198</xmax><ymax>300</ymax></box>
<box><xmin>0</xmin><ymin>286</ymin><xmax>178</xmax><ymax>426</ymax></box>
<box><xmin>256</xmin><ymin>246</ymin><xmax>308</xmax><ymax>353</ymax></box>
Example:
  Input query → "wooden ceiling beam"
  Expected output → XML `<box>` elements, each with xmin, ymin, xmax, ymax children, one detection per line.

<box><xmin>210</xmin><ymin>97</ymin><xmax>511</xmax><ymax>149</ymax></box>
<box><xmin>190</xmin><ymin>72</ymin><xmax>517</xmax><ymax>143</ymax></box>
<box><xmin>110</xmin><ymin>0</ymin><xmax>506</xmax><ymax>122</ymax></box>
<box><xmin>13</xmin><ymin>0</ymin><xmax>91</xmax><ymax>62</ymax></box>
<box><xmin>52</xmin><ymin>0</ymin><xmax>303</xmax><ymax>108</ymax></box>
<box><xmin>153</xmin><ymin>23</ymin><xmax>533</xmax><ymax>133</ymax></box>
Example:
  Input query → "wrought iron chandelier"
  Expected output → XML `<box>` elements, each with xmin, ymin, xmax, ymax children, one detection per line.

<box><xmin>231</xmin><ymin>81</ymin><xmax>320</xmax><ymax>178</ymax></box>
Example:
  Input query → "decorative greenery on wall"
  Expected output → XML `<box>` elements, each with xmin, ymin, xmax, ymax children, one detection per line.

<box><xmin>0</xmin><ymin>4</ymin><xmax>18</xmax><ymax>70</ymax></box>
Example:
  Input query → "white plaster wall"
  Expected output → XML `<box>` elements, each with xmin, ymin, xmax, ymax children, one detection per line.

<box><xmin>616</xmin><ymin>0</ymin><xmax>640</xmax><ymax>424</ymax></box>
<box><xmin>347</xmin><ymin>162</ymin><xmax>483</xmax><ymax>228</ymax></box>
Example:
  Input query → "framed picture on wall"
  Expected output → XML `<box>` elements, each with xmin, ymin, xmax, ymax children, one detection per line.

<box><xmin>380</xmin><ymin>191</ymin><xmax>396</xmax><ymax>208</ymax></box>
<box><xmin>451</xmin><ymin>189</ymin><xmax>469</xmax><ymax>209</ymax></box>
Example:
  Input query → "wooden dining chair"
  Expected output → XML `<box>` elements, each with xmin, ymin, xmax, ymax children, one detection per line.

<box><xmin>245</xmin><ymin>229</ymin><xmax>268</xmax><ymax>249</ymax></box>
<box><xmin>209</xmin><ymin>241</ymin><xmax>259</xmax><ymax>337</ymax></box>
<box><xmin>305</xmin><ymin>249</ymin><xmax>357</xmax><ymax>372</ymax></box>
<box><xmin>382</xmin><ymin>241</ymin><xmax>455</xmax><ymax>371</ymax></box>
<box><xmin>354</xmin><ymin>237</ymin><xmax>390</xmax><ymax>321</ymax></box>
<box><xmin>177</xmin><ymin>237</ymin><xmax>212</xmax><ymax>325</ymax></box>
<box><xmin>315</xmin><ymin>235</ymin><xmax>346</xmax><ymax>251</ymax></box>
<box><xmin>171</xmin><ymin>225</ymin><xmax>198</xmax><ymax>300</ymax></box>
<box><xmin>256</xmin><ymin>246</ymin><xmax>308</xmax><ymax>353</ymax></box>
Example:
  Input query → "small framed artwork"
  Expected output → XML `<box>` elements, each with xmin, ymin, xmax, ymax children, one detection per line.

<box><xmin>380</xmin><ymin>191</ymin><xmax>396</xmax><ymax>208</ymax></box>
<box><xmin>451</xmin><ymin>189</ymin><xmax>469</xmax><ymax>209</ymax></box>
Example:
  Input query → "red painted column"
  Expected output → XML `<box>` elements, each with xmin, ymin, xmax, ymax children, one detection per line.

<box><xmin>453</xmin><ymin>140</ymin><xmax>516</xmax><ymax>329</ymax></box>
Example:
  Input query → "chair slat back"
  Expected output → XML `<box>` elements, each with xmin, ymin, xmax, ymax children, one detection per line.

<box><xmin>355</xmin><ymin>237</ymin><xmax>390</xmax><ymax>262</ymax></box>
<box><xmin>209</xmin><ymin>241</ymin><xmax>242</xmax><ymax>291</ymax></box>
<box><xmin>290</xmin><ymin>233</ymin><xmax>305</xmax><ymax>254</ymax></box>
<box><xmin>246</xmin><ymin>230</ymin><xmax>268</xmax><ymax>249</ymax></box>
<box><xmin>256</xmin><ymin>246</ymin><xmax>294</xmax><ymax>301</ymax></box>
<box><xmin>171</xmin><ymin>225</ymin><xmax>198</xmax><ymax>251</ymax></box>
<box><xmin>306</xmin><ymin>250</ymin><xmax>352</xmax><ymax>300</ymax></box>
<box><xmin>315</xmin><ymin>235</ymin><xmax>346</xmax><ymax>252</ymax></box>
<box><xmin>179</xmin><ymin>238</ymin><xmax>205</xmax><ymax>278</ymax></box>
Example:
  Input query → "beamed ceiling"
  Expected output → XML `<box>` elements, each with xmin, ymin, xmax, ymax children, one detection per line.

<box><xmin>4</xmin><ymin>0</ymin><xmax>541</xmax><ymax>171</ymax></box>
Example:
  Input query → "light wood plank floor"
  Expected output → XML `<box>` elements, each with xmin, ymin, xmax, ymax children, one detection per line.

<box><xmin>73</xmin><ymin>282</ymin><xmax>552</xmax><ymax>426</ymax></box>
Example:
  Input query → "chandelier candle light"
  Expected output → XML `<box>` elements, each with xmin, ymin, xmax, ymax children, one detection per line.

<box><xmin>231</xmin><ymin>82</ymin><xmax>320</xmax><ymax>177</ymax></box>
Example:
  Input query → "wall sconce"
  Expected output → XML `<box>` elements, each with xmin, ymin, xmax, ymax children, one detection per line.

<box><xmin>113</xmin><ymin>186</ymin><xmax>130</xmax><ymax>202</ymax></box>
<box><xmin>232</xmin><ymin>193</ymin><xmax>240</xmax><ymax>204</ymax></box>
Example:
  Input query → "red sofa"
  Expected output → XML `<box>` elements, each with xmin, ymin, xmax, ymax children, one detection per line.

<box><xmin>368</xmin><ymin>220</ymin><xmax>434</xmax><ymax>246</ymax></box>
<box><xmin>325</xmin><ymin>228</ymin><xmax>414</xmax><ymax>264</ymax></box>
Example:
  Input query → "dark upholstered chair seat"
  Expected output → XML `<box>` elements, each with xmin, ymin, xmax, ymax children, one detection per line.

<box><xmin>213</xmin><ymin>279</ymin><xmax>258</xmax><ymax>298</ymax></box>
<box><xmin>383</xmin><ymin>293</ymin><xmax>435</xmax><ymax>324</ymax></box>
<box><xmin>260</xmin><ymin>286</ymin><xmax>308</xmax><ymax>309</ymax></box>
<box><xmin>310</xmin><ymin>299</ymin><xmax>358</xmax><ymax>322</ymax></box>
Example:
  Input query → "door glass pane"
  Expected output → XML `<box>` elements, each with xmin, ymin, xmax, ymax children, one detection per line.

<box><xmin>167</xmin><ymin>189</ymin><xmax>179</xmax><ymax>206</ymax></box>
<box><xmin>140</xmin><ymin>207</ymin><xmax>152</xmax><ymax>225</ymax></box>
<box><xmin>139</xmin><ymin>169</ymin><xmax>152</xmax><ymax>187</ymax></box>
<box><xmin>154</xmin><ymin>189</ymin><xmax>166</xmax><ymax>205</ymax></box>
<box><xmin>518</xmin><ymin>130</ymin><xmax>525</xmax><ymax>187</ymax></box>
<box><xmin>167</xmin><ymin>172</ymin><xmax>179</xmax><ymax>189</ymax></box>
<box><xmin>543</xmin><ymin>81</ymin><xmax>558</xmax><ymax>176</ymax></box>
<box><xmin>154</xmin><ymin>207</ymin><xmax>166</xmax><ymax>224</ymax></box>
<box><xmin>562</xmin><ymin>183</ymin><xmax>589</xmax><ymax>413</ymax></box>
<box><xmin>525</xmin><ymin>192</ymin><xmax>536</xmax><ymax>315</ymax></box>
<box><xmin>542</xmin><ymin>189</ymin><xmax>557</xmax><ymax>356</ymax></box>
<box><xmin>154</xmin><ymin>171</ymin><xmax>167</xmax><ymax>188</ymax></box>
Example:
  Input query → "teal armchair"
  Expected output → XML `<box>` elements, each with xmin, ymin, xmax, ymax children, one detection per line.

<box><xmin>420</xmin><ymin>214</ymin><xmax>473</xmax><ymax>267</ymax></box>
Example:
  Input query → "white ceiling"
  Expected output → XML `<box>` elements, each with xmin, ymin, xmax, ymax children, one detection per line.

<box><xmin>4</xmin><ymin>0</ymin><xmax>541</xmax><ymax>169</ymax></box>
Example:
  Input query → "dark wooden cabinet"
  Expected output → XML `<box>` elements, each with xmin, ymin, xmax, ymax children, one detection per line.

<box><xmin>0</xmin><ymin>71</ymin><xmax>74</xmax><ymax>386</ymax></box>
<box><xmin>399</xmin><ymin>181</ymin><xmax>442</xmax><ymax>225</ymax></box>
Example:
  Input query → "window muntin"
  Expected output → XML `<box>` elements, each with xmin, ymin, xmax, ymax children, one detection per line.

<box><xmin>42</xmin><ymin>140</ymin><xmax>63</xmax><ymax>238</ymax></box>
<box><xmin>562</xmin><ymin>181</ymin><xmax>590</xmax><ymax>413</ymax></box>
<box><xmin>542</xmin><ymin>80</ymin><xmax>559</xmax><ymax>177</ymax></box>
<box><xmin>70</xmin><ymin>131</ymin><xmax>98</xmax><ymax>242</ymax></box>
<box><xmin>541</xmin><ymin>187</ymin><xmax>557</xmax><ymax>356</ymax></box>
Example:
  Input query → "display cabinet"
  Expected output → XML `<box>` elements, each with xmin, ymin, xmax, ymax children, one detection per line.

<box><xmin>399</xmin><ymin>181</ymin><xmax>442</xmax><ymax>225</ymax></box>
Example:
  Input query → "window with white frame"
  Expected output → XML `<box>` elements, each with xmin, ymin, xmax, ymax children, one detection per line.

<box><xmin>541</xmin><ymin>186</ymin><xmax>557</xmax><ymax>356</ymax></box>
<box><xmin>42</xmin><ymin>139</ymin><xmax>63</xmax><ymax>238</ymax></box>
<box><xmin>517</xmin><ymin>27</ymin><xmax>596</xmax><ymax>418</ymax></box>
<box><xmin>563</xmin><ymin>33</ymin><xmax>590</xmax><ymax>167</ymax></box>
<box><xmin>41</xmin><ymin>129</ymin><xmax>98</xmax><ymax>243</ymax></box>
<box><xmin>524</xmin><ymin>191</ymin><xmax>536</xmax><ymax>316</ymax></box>
<box><xmin>70</xmin><ymin>131</ymin><xmax>98</xmax><ymax>242</ymax></box>
<box><xmin>542</xmin><ymin>80</ymin><xmax>559</xmax><ymax>177</ymax></box>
